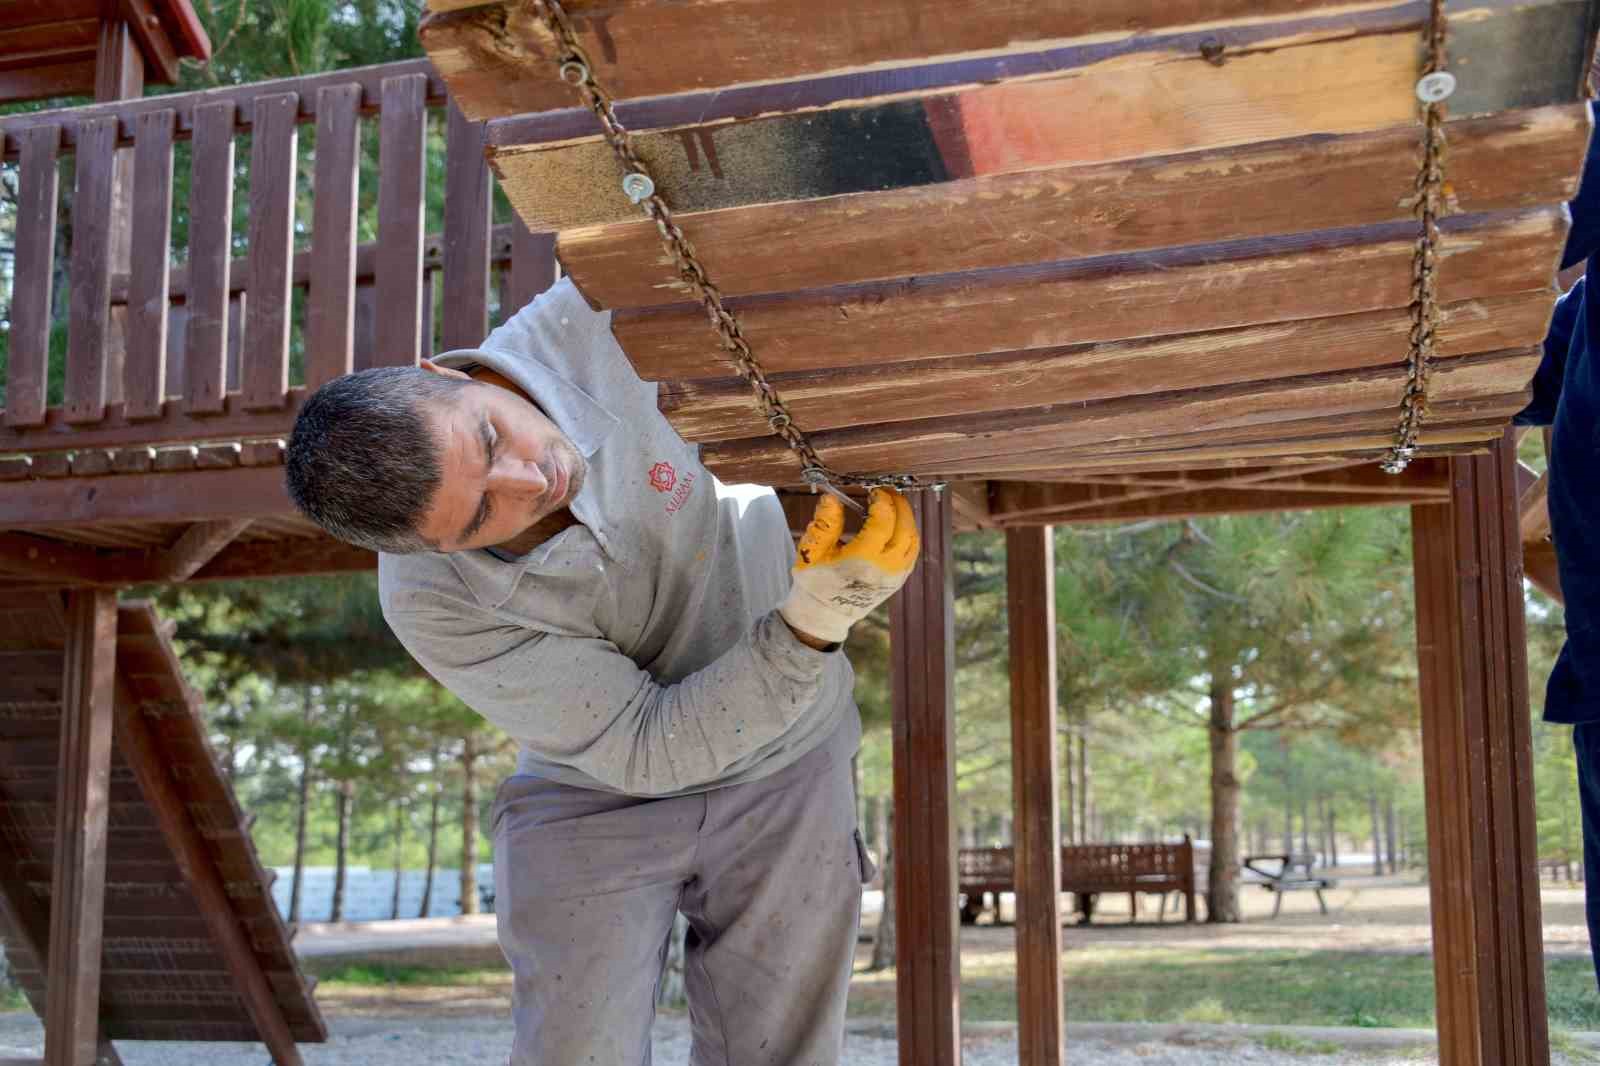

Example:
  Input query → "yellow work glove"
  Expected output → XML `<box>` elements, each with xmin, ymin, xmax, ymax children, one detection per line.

<box><xmin>778</xmin><ymin>488</ymin><xmax>920</xmax><ymax>645</ymax></box>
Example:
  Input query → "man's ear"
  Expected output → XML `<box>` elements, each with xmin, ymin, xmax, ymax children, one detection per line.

<box><xmin>421</xmin><ymin>358</ymin><xmax>474</xmax><ymax>382</ymax></box>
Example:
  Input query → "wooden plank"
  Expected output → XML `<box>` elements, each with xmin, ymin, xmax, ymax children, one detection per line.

<box><xmin>242</xmin><ymin>93</ymin><xmax>299</xmax><ymax>410</ymax></box>
<box><xmin>1523</xmin><ymin>539</ymin><xmax>1564</xmax><ymax>604</ymax></box>
<box><xmin>659</xmin><ymin>291</ymin><xmax>1556</xmax><ymax>444</ymax></box>
<box><xmin>506</xmin><ymin>221</ymin><xmax>555</xmax><ymax>318</ymax></box>
<box><xmin>440</xmin><ymin>102</ymin><xmax>492</xmax><ymax>351</ymax></box>
<box><xmin>306</xmin><ymin>84</ymin><xmax>361</xmax><ymax>390</ymax></box>
<box><xmin>427</xmin><ymin>0</ymin><xmax>1560</xmax><ymax>124</ymax></box>
<box><xmin>562</xmin><ymin>104</ymin><xmax>1591</xmax><ymax>308</ymax></box>
<box><xmin>5</xmin><ymin>124</ymin><xmax>61</xmax><ymax>428</ymax></box>
<box><xmin>1005</xmin><ymin>525</ymin><xmax>1063</xmax><ymax>1066</ymax></box>
<box><xmin>374</xmin><ymin>73</ymin><xmax>428</xmax><ymax>368</ymax></box>
<box><xmin>44</xmin><ymin>590</ymin><xmax>117</xmax><ymax>1066</ymax></box>
<box><xmin>0</xmin><ymin>466</ymin><xmax>302</xmax><ymax>528</ymax></box>
<box><xmin>612</xmin><ymin>207</ymin><xmax>1566</xmax><ymax>382</ymax></box>
<box><xmin>112</xmin><ymin>677</ymin><xmax>304</xmax><ymax>1066</ymax></box>
<box><xmin>93</xmin><ymin>15</ymin><xmax>143</xmax><ymax>103</ymax></box>
<box><xmin>121</xmin><ymin>0</ymin><xmax>181</xmax><ymax>84</ymax></box>
<box><xmin>888</xmin><ymin>489</ymin><xmax>960</xmax><ymax>1066</ymax></box>
<box><xmin>64</xmin><ymin>116</ymin><xmax>119</xmax><ymax>425</ymax></box>
<box><xmin>702</xmin><ymin>348</ymin><xmax>1542</xmax><ymax>484</ymax></box>
<box><xmin>489</xmin><ymin>0</ymin><xmax>1590</xmax><ymax>230</ymax></box>
<box><xmin>123</xmin><ymin>109</ymin><xmax>175</xmax><ymax>421</ymax></box>
<box><xmin>1413</xmin><ymin>431</ymin><xmax>1550</xmax><ymax>1066</ymax></box>
<box><xmin>0</xmin><ymin>389</ymin><xmax>305</xmax><ymax>456</ymax></box>
<box><xmin>183</xmin><ymin>101</ymin><xmax>236</xmax><ymax>414</ymax></box>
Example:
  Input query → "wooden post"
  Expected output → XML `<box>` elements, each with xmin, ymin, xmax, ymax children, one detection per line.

<box><xmin>95</xmin><ymin>13</ymin><xmax>144</xmax><ymax>414</ymax></box>
<box><xmin>1006</xmin><ymin>525</ymin><xmax>1064</xmax><ymax>1066</ymax></box>
<box><xmin>44</xmin><ymin>591</ymin><xmax>117</xmax><ymax>1066</ymax></box>
<box><xmin>1412</xmin><ymin>429</ymin><xmax>1549</xmax><ymax>1066</ymax></box>
<box><xmin>889</xmin><ymin>488</ymin><xmax>960</xmax><ymax>1066</ymax></box>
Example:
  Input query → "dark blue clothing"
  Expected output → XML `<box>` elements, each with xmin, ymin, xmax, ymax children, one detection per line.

<box><xmin>1575</xmin><ymin>724</ymin><xmax>1600</xmax><ymax>992</ymax></box>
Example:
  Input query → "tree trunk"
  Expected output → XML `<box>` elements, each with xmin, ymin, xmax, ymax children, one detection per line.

<box><xmin>1369</xmin><ymin>791</ymin><xmax>1384</xmax><ymax>876</ymax></box>
<box><xmin>874</xmin><ymin>795</ymin><xmax>889</xmax><ymax>883</ymax></box>
<box><xmin>419</xmin><ymin>749</ymin><xmax>443</xmax><ymax>918</ymax></box>
<box><xmin>1327</xmin><ymin>805</ymin><xmax>1339</xmax><ymax>871</ymax></box>
<box><xmin>1299</xmin><ymin>794</ymin><xmax>1312</xmax><ymax>861</ymax></box>
<box><xmin>869</xmin><ymin>839</ymin><xmax>895</xmax><ymax>971</ymax></box>
<box><xmin>1077</xmin><ymin>735</ymin><xmax>1089</xmax><ymax>844</ymax></box>
<box><xmin>331</xmin><ymin>778</ymin><xmax>354</xmax><ymax>923</ymax></box>
<box><xmin>1282</xmin><ymin>790</ymin><xmax>1294</xmax><ymax>857</ymax></box>
<box><xmin>288</xmin><ymin>689</ymin><xmax>314</xmax><ymax>926</ymax></box>
<box><xmin>460</xmin><ymin>734</ymin><xmax>480</xmax><ymax>916</ymax></box>
<box><xmin>390</xmin><ymin>799</ymin><xmax>406</xmax><ymax>921</ymax></box>
<box><xmin>1206</xmin><ymin>673</ymin><xmax>1242</xmax><ymax>923</ymax></box>
<box><xmin>1063</xmin><ymin>730</ymin><xmax>1076</xmax><ymax>844</ymax></box>
<box><xmin>1384</xmin><ymin>798</ymin><xmax>1398</xmax><ymax>874</ymax></box>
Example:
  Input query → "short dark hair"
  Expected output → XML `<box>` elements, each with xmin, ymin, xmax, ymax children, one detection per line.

<box><xmin>286</xmin><ymin>367</ymin><xmax>472</xmax><ymax>554</ymax></box>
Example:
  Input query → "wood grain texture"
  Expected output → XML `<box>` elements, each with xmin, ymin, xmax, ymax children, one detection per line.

<box><xmin>124</xmin><ymin>109</ymin><xmax>175</xmax><ymax>421</ymax></box>
<box><xmin>506</xmin><ymin>222</ymin><xmax>556</xmax><ymax>317</ymax></box>
<box><xmin>64</xmin><ymin>116</ymin><xmax>118</xmax><ymax>425</ymax></box>
<box><xmin>242</xmin><ymin>93</ymin><xmax>299</xmax><ymax>410</ymax></box>
<box><xmin>659</xmin><ymin>292</ymin><xmax>1556</xmax><ymax>443</ymax></box>
<box><xmin>374</xmin><ymin>74</ymin><xmax>428</xmax><ymax>368</ymax></box>
<box><xmin>888</xmin><ymin>489</ymin><xmax>960</xmax><ymax>1066</ymax></box>
<box><xmin>441</xmin><ymin>102</ymin><xmax>492</xmax><ymax>351</ymax></box>
<box><xmin>183</xmin><ymin>101</ymin><xmax>236</xmax><ymax>414</ymax></box>
<box><xmin>559</xmin><ymin>105</ymin><xmax>1591</xmax><ymax>308</ymax></box>
<box><xmin>0</xmin><ymin>466</ymin><xmax>301</xmax><ymax>528</ymax></box>
<box><xmin>5</xmin><ymin>124</ymin><xmax>60</xmax><ymax>428</ymax></box>
<box><xmin>1005</xmin><ymin>526</ymin><xmax>1063</xmax><ymax>1066</ymax></box>
<box><xmin>306</xmin><ymin>84</ymin><xmax>362</xmax><ymax>390</ymax></box>
<box><xmin>490</xmin><ymin>1</ymin><xmax>1588</xmax><ymax>230</ymax></box>
<box><xmin>613</xmin><ymin>207</ymin><xmax>1567</xmax><ymax>381</ymax></box>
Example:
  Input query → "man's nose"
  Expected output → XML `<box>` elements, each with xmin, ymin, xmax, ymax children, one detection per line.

<box><xmin>487</xmin><ymin>459</ymin><xmax>548</xmax><ymax>498</ymax></box>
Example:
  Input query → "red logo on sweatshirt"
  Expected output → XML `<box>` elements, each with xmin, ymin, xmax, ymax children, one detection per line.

<box><xmin>648</xmin><ymin>461</ymin><xmax>677</xmax><ymax>493</ymax></box>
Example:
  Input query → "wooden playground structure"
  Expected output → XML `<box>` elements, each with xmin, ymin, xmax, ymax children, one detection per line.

<box><xmin>0</xmin><ymin>0</ymin><xmax>1592</xmax><ymax>1063</ymax></box>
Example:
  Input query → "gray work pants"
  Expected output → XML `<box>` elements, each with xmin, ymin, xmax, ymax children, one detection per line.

<box><xmin>490</xmin><ymin>720</ymin><xmax>871</xmax><ymax>1065</ymax></box>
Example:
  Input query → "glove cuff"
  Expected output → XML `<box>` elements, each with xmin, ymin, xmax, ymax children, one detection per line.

<box><xmin>778</xmin><ymin>591</ymin><xmax>853</xmax><ymax>645</ymax></box>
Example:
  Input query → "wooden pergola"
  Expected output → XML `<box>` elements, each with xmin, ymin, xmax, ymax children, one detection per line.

<box><xmin>0</xmin><ymin>0</ymin><xmax>1585</xmax><ymax>1062</ymax></box>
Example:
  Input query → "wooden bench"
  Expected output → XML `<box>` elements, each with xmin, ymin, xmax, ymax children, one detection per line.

<box><xmin>957</xmin><ymin>838</ymin><xmax>1200</xmax><ymax>925</ymax></box>
<box><xmin>1243</xmin><ymin>853</ymin><xmax>1337</xmax><ymax>917</ymax></box>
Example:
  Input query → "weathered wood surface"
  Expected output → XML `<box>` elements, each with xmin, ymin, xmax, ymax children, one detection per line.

<box><xmin>558</xmin><ymin>105</ymin><xmax>1589</xmax><ymax>308</ymax></box>
<box><xmin>612</xmin><ymin>207</ymin><xmax>1565</xmax><ymax>383</ymax></box>
<box><xmin>5</xmin><ymin>125</ymin><xmax>60</xmax><ymax>429</ymax></box>
<box><xmin>63</xmin><ymin>117</ymin><xmax>118</xmax><ymax>425</ymax></box>
<box><xmin>304</xmin><ymin>85</ymin><xmax>362</xmax><ymax>391</ymax></box>
<box><xmin>242</xmin><ymin>93</ymin><xmax>299</xmax><ymax>411</ymax></box>
<box><xmin>489</xmin><ymin>1</ymin><xmax>1590</xmax><ymax>230</ymax></box>
<box><xmin>124</xmin><ymin>109</ymin><xmax>175</xmax><ymax>421</ymax></box>
<box><xmin>374</xmin><ymin>74</ymin><xmax>429</xmax><ymax>368</ymax></box>
<box><xmin>183</xmin><ymin>101</ymin><xmax>236</xmax><ymax>415</ymax></box>
<box><xmin>441</xmin><ymin>103</ymin><xmax>492</xmax><ymax>351</ymax></box>
<box><xmin>0</xmin><ymin>466</ymin><xmax>303</xmax><ymax>527</ymax></box>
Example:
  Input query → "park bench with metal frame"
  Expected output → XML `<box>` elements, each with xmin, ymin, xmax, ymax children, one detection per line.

<box><xmin>1244</xmin><ymin>853</ymin><xmax>1337</xmax><ymax>918</ymax></box>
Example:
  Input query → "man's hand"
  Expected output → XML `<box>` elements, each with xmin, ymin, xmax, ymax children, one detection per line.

<box><xmin>779</xmin><ymin>488</ymin><xmax>920</xmax><ymax>645</ymax></box>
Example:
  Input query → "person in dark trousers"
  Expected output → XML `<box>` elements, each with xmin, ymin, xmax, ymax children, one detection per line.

<box><xmin>1515</xmin><ymin>98</ymin><xmax>1600</xmax><ymax>990</ymax></box>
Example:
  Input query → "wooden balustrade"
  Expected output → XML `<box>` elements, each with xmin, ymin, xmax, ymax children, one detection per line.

<box><xmin>0</xmin><ymin>59</ymin><xmax>556</xmax><ymax>459</ymax></box>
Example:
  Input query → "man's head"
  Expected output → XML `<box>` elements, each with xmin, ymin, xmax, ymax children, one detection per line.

<box><xmin>286</xmin><ymin>362</ymin><xmax>587</xmax><ymax>554</ymax></box>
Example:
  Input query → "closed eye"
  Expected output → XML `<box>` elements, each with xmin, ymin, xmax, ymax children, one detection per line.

<box><xmin>457</xmin><ymin>416</ymin><xmax>498</xmax><ymax>545</ymax></box>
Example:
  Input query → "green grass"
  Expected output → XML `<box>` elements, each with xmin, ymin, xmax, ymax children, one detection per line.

<box><xmin>850</xmin><ymin>947</ymin><xmax>1600</xmax><ymax>1031</ymax></box>
<box><xmin>305</xmin><ymin>960</ymin><xmax>509</xmax><ymax>987</ymax></box>
<box><xmin>1257</xmin><ymin>1031</ymin><xmax>1342</xmax><ymax>1056</ymax></box>
<box><xmin>0</xmin><ymin>982</ymin><xmax>26</xmax><ymax>1012</ymax></box>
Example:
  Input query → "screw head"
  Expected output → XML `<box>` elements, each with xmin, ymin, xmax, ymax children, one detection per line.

<box><xmin>559</xmin><ymin>60</ymin><xmax>590</xmax><ymax>86</ymax></box>
<box><xmin>1415</xmin><ymin>71</ymin><xmax>1456</xmax><ymax>103</ymax></box>
<box><xmin>621</xmin><ymin>171</ymin><xmax>655</xmax><ymax>203</ymax></box>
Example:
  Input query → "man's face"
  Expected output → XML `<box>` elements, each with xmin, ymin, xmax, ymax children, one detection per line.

<box><xmin>414</xmin><ymin>362</ymin><xmax>587</xmax><ymax>552</ymax></box>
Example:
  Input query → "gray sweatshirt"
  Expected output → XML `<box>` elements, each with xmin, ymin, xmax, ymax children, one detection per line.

<box><xmin>377</xmin><ymin>279</ymin><xmax>859</xmax><ymax>796</ymax></box>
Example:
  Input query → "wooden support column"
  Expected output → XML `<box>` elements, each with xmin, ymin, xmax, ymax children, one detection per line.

<box><xmin>1412</xmin><ymin>429</ymin><xmax>1549</xmax><ymax>1066</ymax></box>
<box><xmin>888</xmin><ymin>488</ymin><xmax>960</xmax><ymax>1066</ymax></box>
<box><xmin>1006</xmin><ymin>526</ymin><xmax>1064</xmax><ymax>1066</ymax></box>
<box><xmin>45</xmin><ymin>591</ymin><xmax>118</xmax><ymax>1066</ymax></box>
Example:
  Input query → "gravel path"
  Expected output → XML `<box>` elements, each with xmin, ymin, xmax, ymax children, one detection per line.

<box><xmin>3</xmin><ymin>1011</ymin><xmax>1592</xmax><ymax>1066</ymax></box>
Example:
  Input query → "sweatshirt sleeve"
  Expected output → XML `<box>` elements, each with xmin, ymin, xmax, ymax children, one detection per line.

<box><xmin>388</xmin><ymin>601</ymin><xmax>834</xmax><ymax>795</ymax></box>
<box><xmin>1515</xmin><ymin>277</ymin><xmax>1583</xmax><ymax>428</ymax></box>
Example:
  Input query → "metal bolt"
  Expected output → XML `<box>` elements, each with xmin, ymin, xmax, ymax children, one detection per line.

<box><xmin>622</xmin><ymin>171</ymin><xmax>655</xmax><ymax>203</ymax></box>
<box><xmin>1415</xmin><ymin>70</ymin><xmax>1456</xmax><ymax>104</ymax></box>
<box><xmin>560</xmin><ymin>60</ymin><xmax>590</xmax><ymax>86</ymax></box>
<box><xmin>1198</xmin><ymin>36</ymin><xmax>1226</xmax><ymax>66</ymax></box>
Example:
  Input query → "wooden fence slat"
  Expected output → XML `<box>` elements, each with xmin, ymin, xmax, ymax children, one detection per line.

<box><xmin>506</xmin><ymin>221</ymin><xmax>555</xmax><ymax>317</ymax></box>
<box><xmin>184</xmin><ymin>101</ymin><xmax>236</xmax><ymax>414</ymax></box>
<box><xmin>5</xmin><ymin>125</ymin><xmax>61</xmax><ymax>428</ymax></box>
<box><xmin>242</xmin><ymin>92</ymin><xmax>299</xmax><ymax>410</ymax></box>
<box><xmin>124</xmin><ymin>109</ymin><xmax>175</xmax><ymax>421</ymax></box>
<box><xmin>441</xmin><ymin>101</ymin><xmax>490</xmax><ymax>350</ymax></box>
<box><xmin>306</xmin><ymin>84</ymin><xmax>361</xmax><ymax>390</ymax></box>
<box><xmin>64</xmin><ymin>116</ymin><xmax>119</xmax><ymax>425</ymax></box>
<box><xmin>374</xmin><ymin>73</ymin><xmax>427</xmax><ymax>367</ymax></box>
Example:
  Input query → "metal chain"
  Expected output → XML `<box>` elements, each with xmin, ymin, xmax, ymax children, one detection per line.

<box><xmin>1382</xmin><ymin>0</ymin><xmax>1452</xmax><ymax>474</ymax></box>
<box><xmin>529</xmin><ymin>0</ymin><xmax>926</xmax><ymax>500</ymax></box>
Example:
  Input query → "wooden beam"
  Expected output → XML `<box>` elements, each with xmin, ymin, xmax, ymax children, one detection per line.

<box><xmin>145</xmin><ymin>521</ymin><xmax>251</xmax><ymax>581</ymax></box>
<box><xmin>0</xmin><ymin>466</ymin><xmax>298</xmax><ymax>528</ymax></box>
<box><xmin>612</xmin><ymin>207</ymin><xmax>1564</xmax><ymax>382</ymax></box>
<box><xmin>1523</xmin><ymin>540</ymin><xmax>1564</xmax><ymax>603</ymax></box>
<box><xmin>1412</xmin><ymin>430</ymin><xmax>1549</xmax><ymax>1066</ymax></box>
<box><xmin>888</xmin><ymin>489</ymin><xmax>960</xmax><ymax>1066</ymax></box>
<box><xmin>0</xmin><ymin>533</ymin><xmax>108</xmax><ymax>581</ymax></box>
<box><xmin>1006</xmin><ymin>526</ymin><xmax>1063</xmax><ymax>1066</ymax></box>
<box><xmin>559</xmin><ymin>105</ymin><xmax>1590</xmax><ymax>308</ymax></box>
<box><xmin>112</xmin><ymin>674</ymin><xmax>304</xmax><ymax>1065</ymax></box>
<box><xmin>45</xmin><ymin>590</ymin><xmax>117</xmax><ymax>1066</ymax></box>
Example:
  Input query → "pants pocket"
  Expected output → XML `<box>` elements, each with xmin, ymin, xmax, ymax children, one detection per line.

<box><xmin>853</xmin><ymin>828</ymin><xmax>878</xmax><ymax>884</ymax></box>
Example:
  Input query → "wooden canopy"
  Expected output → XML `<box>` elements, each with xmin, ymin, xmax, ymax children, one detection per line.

<box><xmin>422</xmin><ymin>0</ymin><xmax>1593</xmax><ymax>487</ymax></box>
<box><xmin>0</xmin><ymin>0</ymin><xmax>212</xmax><ymax>104</ymax></box>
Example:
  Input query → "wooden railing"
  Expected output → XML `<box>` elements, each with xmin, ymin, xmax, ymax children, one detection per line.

<box><xmin>0</xmin><ymin>58</ymin><xmax>556</xmax><ymax>464</ymax></box>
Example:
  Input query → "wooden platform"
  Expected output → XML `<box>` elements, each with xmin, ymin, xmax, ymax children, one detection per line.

<box><xmin>423</xmin><ymin>0</ymin><xmax>1595</xmax><ymax>487</ymax></box>
<box><xmin>0</xmin><ymin>597</ymin><xmax>326</xmax><ymax>1057</ymax></box>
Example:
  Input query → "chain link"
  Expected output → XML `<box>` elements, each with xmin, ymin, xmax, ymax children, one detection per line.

<box><xmin>1382</xmin><ymin>0</ymin><xmax>1450</xmax><ymax>474</ymax></box>
<box><xmin>529</xmin><ymin>0</ymin><xmax>927</xmax><ymax>497</ymax></box>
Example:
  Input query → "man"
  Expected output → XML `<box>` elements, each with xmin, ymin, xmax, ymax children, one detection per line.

<box><xmin>285</xmin><ymin>276</ymin><xmax>920</xmax><ymax>1063</ymax></box>
<box><xmin>1515</xmin><ymin>98</ymin><xmax>1600</xmax><ymax>989</ymax></box>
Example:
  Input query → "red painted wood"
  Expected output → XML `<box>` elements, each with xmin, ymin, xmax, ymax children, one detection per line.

<box><xmin>242</xmin><ymin>92</ymin><xmax>299</xmax><ymax>410</ymax></box>
<box><xmin>374</xmin><ymin>73</ymin><xmax>427</xmax><ymax>367</ymax></box>
<box><xmin>5</xmin><ymin>124</ymin><xmax>60</xmax><ymax>428</ymax></box>
<box><xmin>183</xmin><ymin>101</ymin><xmax>236</xmax><ymax>414</ymax></box>
<box><xmin>305</xmin><ymin>84</ymin><xmax>361</xmax><ymax>390</ymax></box>
<box><xmin>441</xmin><ymin>102</ymin><xmax>491</xmax><ymax>351</ymax></box>
<box><xmin>506</xmin><ymin>220</ymin><xmax>555</xmax><ymax>316</ymax></box>
<box><xmin>124</xmin><ymin>109</ymin><xmax>175</xmax><ymax>421</ymax></box>
<box><xmin>64</xmin><ymin>116</ymin><xmax>118</xmax><ymax>425</ymax></box>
